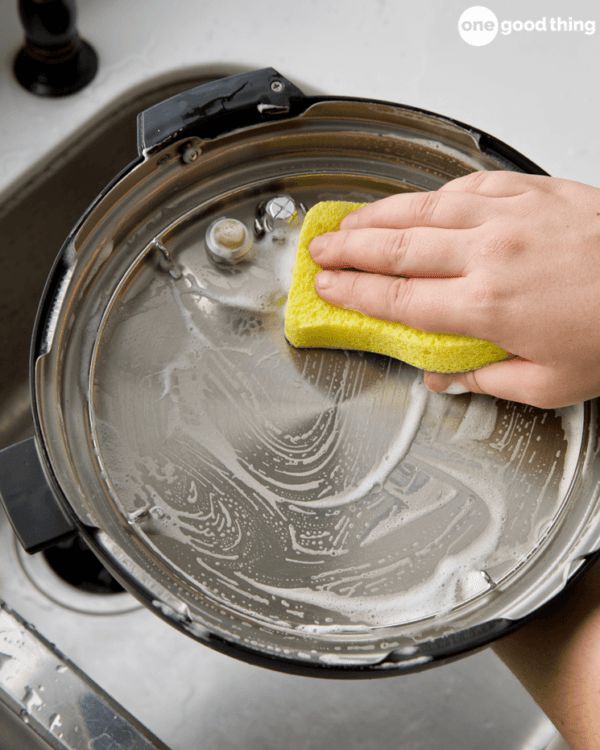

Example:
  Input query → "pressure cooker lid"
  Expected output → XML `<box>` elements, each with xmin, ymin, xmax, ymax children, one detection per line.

<box><xmin>33</xmin><ymin>79</ymin><xmax>600</xmax><ymax>672</ymax></box>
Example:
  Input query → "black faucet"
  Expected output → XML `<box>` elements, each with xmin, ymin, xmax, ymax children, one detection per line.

<box><xmin>14</xmin><ymin>0</ymin><xmax>98</xmax><ymax>96</ymax></box>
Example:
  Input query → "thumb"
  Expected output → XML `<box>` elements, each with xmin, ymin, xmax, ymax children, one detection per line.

<box><xmin>423</xmin><ymin>358</ymin><xmax>542</xmax><ymax>405</ymax></box>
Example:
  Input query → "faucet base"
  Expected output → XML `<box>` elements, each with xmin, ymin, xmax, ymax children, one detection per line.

<box><xmin>14</xmin><ymin>38</ymin><xmax>98</xmax><ymax>97</ymax></box>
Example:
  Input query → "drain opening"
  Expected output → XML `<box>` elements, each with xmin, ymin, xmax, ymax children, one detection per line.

<box><xmin>42</xmin><ymin>537</ymin><xmax>124</xmax><ymax>595</ymax></box>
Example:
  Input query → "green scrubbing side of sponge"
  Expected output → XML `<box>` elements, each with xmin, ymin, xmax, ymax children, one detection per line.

<box><xmin>284</xmin><ymin>200</ymin><xmax>508</xmax><ymax>374</ymax></box>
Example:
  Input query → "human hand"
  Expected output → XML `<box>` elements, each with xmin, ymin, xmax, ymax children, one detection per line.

<box><xmin>309</xmin><ymin>172</ymin><xmax>600</xmax><ymax>408</ymax></box>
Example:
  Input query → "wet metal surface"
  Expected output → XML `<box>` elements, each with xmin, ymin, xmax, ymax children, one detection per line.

<box><xmin>34</xmin><ymin>102</ymin><xmax>599</xmax><ymax>670</ymax></box>
<box><xmin>0</xmin><ymin>499</ymin><xmax>557</xmax><ymax>750</ymax></box>
<box><xmin>91</xmin><ymin>185</ymin><xmax>585</xmax><ymax>652</ymax></box>
<box><xmin>0</xmin><ymin>75</ymin><xmax>564</xmax><ymax>746</ymax></box>
<box><xmin>0</xmin><ymin>599</ymin><xmax>166</xmax><ymax>749</ymax></box>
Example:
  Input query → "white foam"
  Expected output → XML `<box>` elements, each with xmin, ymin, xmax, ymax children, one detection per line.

<box><xmin>282</xmin><ymin>377</ymin><xmax>429</xmax><ymax>508</ymax></box>
<box><xmin>452</xmin><ymin>395</ymin><xmax>498</xmax><ymax>443</ymax></box>
<box><xmin>379</xmin><ymin>654</ymin><xmax>432</xmax><ymax>668</ymax></box>
<box><xmin>555</xmin><ymin>404</ymin><xmax>585</xmax><ymax>501</ymax></box>
<box><xmin>236</xmin><ymin>550</ymin><xmax>495</xmax><ymax>627</ymax></box>
<box><xmin>442</xmin><ymin>382</ymin><xmax>469</xmax><ymax>395</ymax></box>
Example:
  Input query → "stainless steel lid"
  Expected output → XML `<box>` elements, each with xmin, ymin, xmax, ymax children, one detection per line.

<box><xmin>31</xmin><ymin>71</ymin><xmax>600</xmax><ymax>673</ymax></box>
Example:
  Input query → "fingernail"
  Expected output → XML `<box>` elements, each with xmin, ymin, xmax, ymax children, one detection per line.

<box><xmin>340</xmin><ymin>212</ymin><xmax>358</xmax><ymax>229</ymax></box>
<box><xmin>315</xmin><ymin>271</ymin><xmax>335</xmax><ymax>290</ymax></box>
<box><xmin>309</xmin><ymin>236</ymin><xmax>325</xmax><ymax>258</ymax></box>
<box><xmin>441</xmin><ymin>382</ymin><xmax>469</xmax><ymax>395</ymax></box>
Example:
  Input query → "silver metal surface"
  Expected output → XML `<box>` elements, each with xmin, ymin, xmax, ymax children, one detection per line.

<box><xmin>0</xmin><ymin>502</ymin><xmax>558</xmax><ymax>750</ymax></box>
<box><xmin>32</xmin><ymin>99</ymin><xmax>600</xmax><ymax>669</ymax></box>
<box><xmin>0</xmin><ymin>73</ymin><xmax>562</xmax><ymax>747</ymax></box>
<box><xmin>0</xmin><ymin>599</ymin><xmax>166</xmax><ymax>749</ymax></box>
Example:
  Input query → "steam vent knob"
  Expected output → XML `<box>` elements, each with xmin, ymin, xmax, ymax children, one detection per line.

<box><xmin>205</xmin><ymin>217</ymin><xmax>253</xmax><ymax>265</ymax></box>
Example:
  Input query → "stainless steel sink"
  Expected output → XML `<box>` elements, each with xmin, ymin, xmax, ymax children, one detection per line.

<box><xmin>0</xmin><ymin>71</ymin><xmax>559</xmax><ymax>750</ymax></box>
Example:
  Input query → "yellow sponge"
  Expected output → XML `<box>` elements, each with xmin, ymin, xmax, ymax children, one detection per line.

<box><xmin>284</xmin><ymin>201</ymin><xmax>508</xmax><ymax>373</ymax></box>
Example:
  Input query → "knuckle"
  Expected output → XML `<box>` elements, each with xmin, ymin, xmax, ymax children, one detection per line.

<box><xmin>480</xmin><ymin>231</ymin><xmax>523</xmax><ymax>259</ymax></box>
<box><xmin>386</xmin><ymin>276</ymin><xmax>412</xmax><ymax>315</ymax></box>
<box><xmin>346</xmin><ymin>272</ymin><xmax>364</xmax><ymax>305</ymax></box>
<box><xmin>415</xmin><ymin>190</ymin><xmax>440</xmax><ymax>224</ymax></box>
<box><xmin>441</xmin><ymin>171</ymin><xmax>487</xmax><ymax>193</ymax></box>
<box><xmin>463</xmin><ymin>170</ymin><xmax>490</xmax><ymax>192</ymax></box>
<box><xmin>469</xmin><ymin>277</ymin><xmax>499</xmax><ymax>309</ymax></box>
<box><xmin>466</xmin><ymin>275</ymin><xmax>503</xmax><ymax>333</ymax></box>
<box><xmin>384</xmin><ymin>230</ymin><xmax>411</xmax><ymax>269</ymax></box>
<box><xmin>465</xmin><ymin>370</ymin><xmax>483</xmax><ymax>392</ymax></box>
<box><xmin>514</xmin><ymin>189</ymin><xmax>545</xmax><ymax>218</ymax></box>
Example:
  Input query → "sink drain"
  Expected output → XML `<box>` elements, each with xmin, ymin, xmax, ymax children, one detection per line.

<box><xmin>42</xmin><ymin>536</ymin><xmax>124</xmax><ymax>594</ymax></box>
<box><xmin>16</xmin><ymin>536</ymin><xmax>141</xmax><ymax>615</ymax></box>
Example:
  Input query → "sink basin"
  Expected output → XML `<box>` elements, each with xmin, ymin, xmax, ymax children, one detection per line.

<box><xmin>0</xmin><ymin>71</ymin><xmax>558</xmax><ymax>749</ymax></box>
<box><xmin>0</xmin><ymin>699</ymin><xmax>54</xmax><ymax>750</ymax></box>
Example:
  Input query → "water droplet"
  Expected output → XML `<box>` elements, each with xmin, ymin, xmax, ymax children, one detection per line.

<box><xmin>49</xmin><ymin>713</ymin><xmax>62</xmax><ymax>732</ymax></box>
<box><xmin>22</xmin><ymin>685</ymin><xmax>43</xmax><ymax>713</ymax></box>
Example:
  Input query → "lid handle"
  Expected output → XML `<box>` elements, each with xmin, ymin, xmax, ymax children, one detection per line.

<box><xmin>0</xmin><ymin>437</ymin><xmax>77</xmax><ymax>553</ymax></box>
<box><xmin>137</xmin><ymin>67</ymin><xmax>306</xmax><ymax>154</ymax></box>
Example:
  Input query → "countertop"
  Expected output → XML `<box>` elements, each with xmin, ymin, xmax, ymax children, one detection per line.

<box><xmin>0</xmin><ymin>0</ymin><xmax>598</xmax><ymax>203</ymax></box>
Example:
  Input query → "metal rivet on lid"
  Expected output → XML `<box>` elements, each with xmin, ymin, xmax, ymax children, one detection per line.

<box><xmin>181</xmin><ymin>142</ymin><xmax>200</xmax><ymax>164</ymax></box>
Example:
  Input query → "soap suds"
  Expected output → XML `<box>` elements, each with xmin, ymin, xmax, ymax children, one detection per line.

<box><xmin>555</xmin><ymin>405</ymin><xmax>585</xmax><ymax>501</ymax></box>
<box><xmin>442</xmin><ymin>383</ymin><xmax>469</xmax><ymax>395</ymax></box>
<box><xmin>89</xmin><ymin>204</ymin><xmax>586</xmax><ymax>644</ymax></box>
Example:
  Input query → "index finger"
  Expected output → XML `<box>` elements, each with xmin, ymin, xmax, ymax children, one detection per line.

<box><xmin>314</xmin><ymin>269</ymin><xmax>487</xmax><ymax>339</ymax></box>
<box><xmin>340</xmin><ymin>190</ymin><xmax>490</xmax><ymax>231</ymax></box>
<box><xmin>439</xmin><ymin>170</ymin><xmax>550</xmax><ymax>197</ymax></box>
